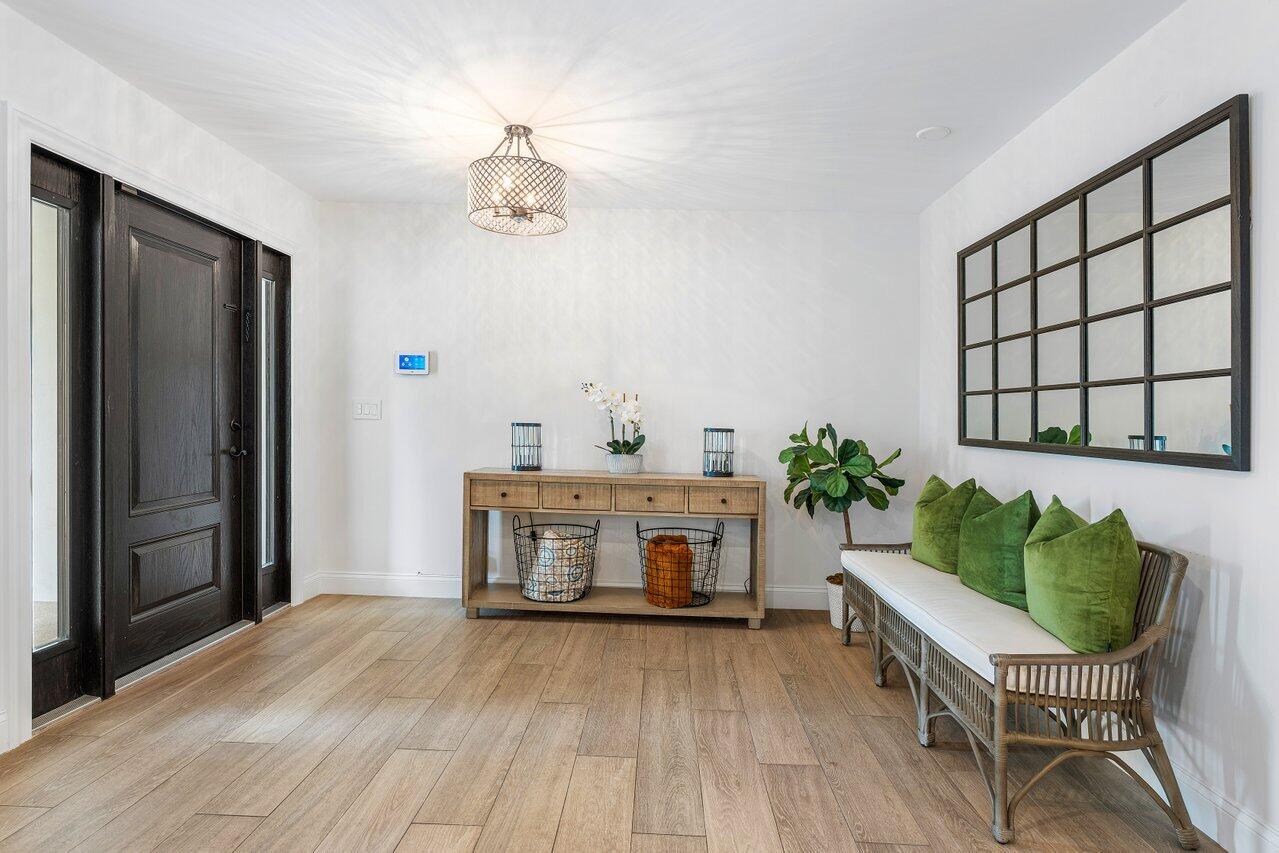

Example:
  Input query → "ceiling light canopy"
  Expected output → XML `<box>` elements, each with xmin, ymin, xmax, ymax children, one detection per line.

<box><xmin>467</xmin><ymin>125</ymin><xmax>566</xmax><ymax>236</ymax></box>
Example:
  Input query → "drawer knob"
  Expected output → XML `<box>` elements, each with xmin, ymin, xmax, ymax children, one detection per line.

<box><xmin>500</xmin><ymin>491</ymin><xmax>508</xmax><ymax>498</ymax></box>
<box><xmin>721</xmin><ymin>497</ymin><xmax>728</xmax><ymax>504</ymax></box>
<box><xmin>573</xmin><ymin>493</ymin><xmax>580</xmax><ymax>500</ymax></box>
<box><xmin>646</xmin><ymin>495</ymin><xmax>653</xmax><ymax>503</ymax></box>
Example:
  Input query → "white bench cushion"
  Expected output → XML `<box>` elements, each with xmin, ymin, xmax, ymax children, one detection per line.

<box><xmin>841</xmin><ymin>549</ymin><xmax>1074</xmax><ymax>684</ymax></box>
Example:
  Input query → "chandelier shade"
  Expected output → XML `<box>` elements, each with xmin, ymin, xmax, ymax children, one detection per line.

<box><xmin>467</xmin><ymin>125</ymin><xmax>567</xmax><ymax>236</ymax></box>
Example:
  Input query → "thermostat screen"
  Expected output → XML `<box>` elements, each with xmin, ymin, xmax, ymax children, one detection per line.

<box><xmin>396</xmin><ymin>353</ymin><xmax>429</xmax><ymax>374</ymax></box>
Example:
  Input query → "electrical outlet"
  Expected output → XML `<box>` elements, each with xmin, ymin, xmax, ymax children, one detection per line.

<box><xmin>352</xmin><ymin>399</ymin><xmax>382</xmax><ymax>420</ymax></box>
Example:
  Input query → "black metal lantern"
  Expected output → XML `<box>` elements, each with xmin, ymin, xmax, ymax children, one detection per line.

<box><xmin>511</xmin><ymin>422</ymin><xmax>542</xmax><ymax>471</ymax></box>
<box><xmin>703</xmin><ymin>428</ymin><xmax>734</xmax><ymax>477</ymax></box>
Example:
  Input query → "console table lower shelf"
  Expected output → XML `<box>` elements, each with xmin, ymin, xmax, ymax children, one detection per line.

<box><xmin>462</xmin><ymin>468</ymin><xmax>766</xmax><ymax>628</ymax></box>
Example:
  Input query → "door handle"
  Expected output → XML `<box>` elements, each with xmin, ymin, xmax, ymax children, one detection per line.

<box><xmin>223</xmin><ymin>446</ymin><xmax>249</xmax><ymax>458</ymax></box>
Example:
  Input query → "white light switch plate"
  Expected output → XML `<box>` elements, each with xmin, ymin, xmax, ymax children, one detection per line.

<box><xmin>352</xmin><ymin>399</ymin><xmax>382</xmax><ymax>420</ymax></box>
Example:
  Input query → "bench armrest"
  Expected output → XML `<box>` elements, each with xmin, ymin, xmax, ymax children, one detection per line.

<box><xmin>990</xmin><ymin>627</ymin><xmax>1165</xmax><ymax>705</ymax></box>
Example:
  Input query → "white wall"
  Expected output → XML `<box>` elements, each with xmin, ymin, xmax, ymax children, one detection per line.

<box><xmin>0</xmin><ymin>2</ymin><xmax>323</xmax><ymax>749</ymax></box>
<box><xmin>917</xmin><ymin>0</ymin><xmax>1278</xmax><ymax>847</ymax></box>
<box><xmin>310</xmin><ymin>203</ymin><xmax>921</xmax><ymax>606</ymax></box>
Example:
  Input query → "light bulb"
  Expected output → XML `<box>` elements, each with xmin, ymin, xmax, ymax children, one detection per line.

<box><xmin>501</xmin><ymin>175</ymin><xmax>513</xmax><ymax>190</ymax></box>
<box><xmin>490</xmin><ymin>187</ymin><xmax>502</xmax><ymax>203</ymax></box>
<box><xmin>525</xmin><ymin>192</ymin><xmax>537</xmax><ymax>205</ymax></box>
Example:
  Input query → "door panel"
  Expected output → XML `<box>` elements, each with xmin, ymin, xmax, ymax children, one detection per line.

<box><xmin>106</xmin><ymin>189</ymin><xmax>243</xmax><ymax>677</ymax></box>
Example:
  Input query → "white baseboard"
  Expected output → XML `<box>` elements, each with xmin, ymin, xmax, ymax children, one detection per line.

<box><xmin>303</xmin><ymin>572</ymin><xmax>459</xmax><ymax>600</ymax></box>
<box><xmin>1168</xmin><ymin>757</ymin><xmax>1278</xmax><ymax>852</ymax></box>
<box><xmin>301</xmin><ymin>572</ymin><xmax>828</xmax><ymax>611</ymax></box>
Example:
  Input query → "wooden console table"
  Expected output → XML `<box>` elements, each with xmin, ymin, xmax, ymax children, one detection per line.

<box><xmin>462</xmin><ymin>468</ymin><xmax>766</xmax><ymax>627</ymax></box>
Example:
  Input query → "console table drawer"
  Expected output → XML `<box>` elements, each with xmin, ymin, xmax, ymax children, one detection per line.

<box><xmin>542</xmin><ymin>482</ymin><xmax>612</xmax><ymax>511</ymax></box>
<box><xmin>689</xmin><ymin>485</ymin><xmax>759</xmax><ymax>515</ymax></box>
<box><xmin>470</xmin><ymin>480</ymin><xmax>539</xmax><ymax>508</ymax></box>
<box><xmin>615</xmin><ymin>484</ymin><xmax>685</xmax><ymax>513</ymax></box>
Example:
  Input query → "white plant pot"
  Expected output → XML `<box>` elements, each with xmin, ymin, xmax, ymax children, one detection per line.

<box><xmin>606</xmin><ymin>453</ymin><xmax>643</xmax><ymax>474</ymax></box>
<box><xmin>827</xmin><ymin>579</ymin><xmax>844</xmax><ymax>629</ymax></box>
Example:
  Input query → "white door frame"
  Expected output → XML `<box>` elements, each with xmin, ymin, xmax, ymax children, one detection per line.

<box><xmin>0</xmin><ymin>102</ymin><xmax>301</xmax><ymax>750</ymax></box>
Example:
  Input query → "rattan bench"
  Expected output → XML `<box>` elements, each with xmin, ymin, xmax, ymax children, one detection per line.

<box><xmin>840</xmin><ymin>541</ymin><xmax>1199</xmax><ymax>849</ymax></box>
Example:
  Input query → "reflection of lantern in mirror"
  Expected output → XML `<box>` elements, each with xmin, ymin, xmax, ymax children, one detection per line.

<box><xmin>1127</xmin><ymin>434</ymin><xmax>1167</xmax><ymax>452</ymax></box>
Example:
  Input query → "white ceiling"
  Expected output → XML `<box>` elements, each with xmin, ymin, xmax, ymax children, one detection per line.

<box><xmin>8</xmin><ymin>0</ymin><xmax>1183</xmax><ymax>212</ymax></box>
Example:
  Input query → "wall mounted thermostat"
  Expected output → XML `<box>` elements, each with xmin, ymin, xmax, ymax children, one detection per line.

<box><xmin>396</xmin><ymin>352</ymin><xmax>429</xmax><ymax>375</ymax></box>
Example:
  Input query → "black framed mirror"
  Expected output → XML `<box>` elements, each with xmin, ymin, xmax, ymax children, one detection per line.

<box><xmin>957</xmin><ymin>95</ymin><xmax>1250</xmax><ymax>471</ymax></box>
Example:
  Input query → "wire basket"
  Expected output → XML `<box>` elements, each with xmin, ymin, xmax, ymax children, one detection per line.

<box><xmin>636</xmin><ymin>521</ymin><xmax>725</xmax><ymax>608</ymax></box>
<box><xmin>512</xmin><ymin>515</ymin><xmax>600</xmax><ymax>603</ymax></box>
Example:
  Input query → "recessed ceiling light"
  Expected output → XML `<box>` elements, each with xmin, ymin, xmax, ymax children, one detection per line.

<box><xmin>915</xmin><ymin>126</ymin><xmax>951</xmax><ymax>141</ymax></box>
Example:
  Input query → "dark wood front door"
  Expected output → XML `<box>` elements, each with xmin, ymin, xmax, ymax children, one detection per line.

<box><xmin>104</xmin><ymin>187</ymin><xmax>245</xmax><ymax>678</ymax></box>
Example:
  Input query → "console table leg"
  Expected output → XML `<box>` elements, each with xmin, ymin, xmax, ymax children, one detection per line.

<box><xmin>466</xmin><ymin>608</ymin><xmax>478</xmax><ymax>619</ymax></box>
<box><xmin>747</xmin><ymin>618</ymin><xmax>761</xmax><ymax>630</ymax></box>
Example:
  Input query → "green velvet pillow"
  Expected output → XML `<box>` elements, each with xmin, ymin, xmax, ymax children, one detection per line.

<box><xmin>1023</xmin><ymin>497</ymin><xmax>1141</xmax><ymax>653</ymax></box>
<box><xmin>910</xmin><ymin>475</ymin><xmax>977</xmax><ymax>573</ymax></box>
<box><xmin>957</xmin><ymin>488</ymin><xmax>1040</xmax><ymax>610</ymax></box>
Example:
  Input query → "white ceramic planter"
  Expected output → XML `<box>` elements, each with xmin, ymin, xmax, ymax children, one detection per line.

<box><xmin>827</xmin><ymin>578</ymin><xmax>844</xmax><ymax>629</ymax></box>
<box><xmin>606</xmin><ymin>453</ymin><xmax>643</xmax><ymax>474</ymax></box>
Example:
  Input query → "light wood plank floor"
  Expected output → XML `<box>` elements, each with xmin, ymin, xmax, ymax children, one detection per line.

<box><xmin>0</xmin><ymin>596</ymin><xmax>1210</xmax><ymax>852</ymax></box>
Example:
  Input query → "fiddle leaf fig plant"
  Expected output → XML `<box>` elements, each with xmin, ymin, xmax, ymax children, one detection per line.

<box><xmin>779</xmin><ymin>422</ymin><xmax>905</xmax><ymax>547</ymax></box>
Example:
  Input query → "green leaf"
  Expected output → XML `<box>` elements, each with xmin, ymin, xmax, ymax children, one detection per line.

<box><xmin>878</xmin><ymin>447</ymin><xmax>901</xmax><ymax>467</ymax></box>
<box><xmin>787</xmin><ymin>456</ymin><xmax>811</xmax><ymax>479</ymax></box>
<box><xmin>822</xmin><ymin>492</ymin><xmax>854</xmax><ymax>513</ymax></box>
<box><xmin>836</xmin><ymin>438</ymin><xmax>857</xmax><ymax>465</ymax></box>
<box><xmin>630</xmin><ymin>434</ymin><xmax>645</xmax><ymax>453</ymax></box>
<box><xmin>865</xmin><ymin>486</ymin><xmax>890</xmax><ymax>511</ymax></box>
<box><xmin>806</xmin><ymin>496</ymin><xmax>817</xmax><ymax>518</ymax></box>
<box><xmin>799</xmin><ymin>422</ymin><xmax>810</xmax><ymax>443</ymax></box>
<box><xmin>816</xmin><ymin>426</ymin><xmax>827</xmax><ymax>444</ymax></box>
<box><xmin>779</xmin><ymin>447</ymin><xmax>797</xmax><ymax>464</ymax></box>
<box><xmin>1036</xmin><ymin>426</ymin><xmax>1068</xmax><ymax>444</ymax></box>
<box><xmin>783</xmin><ymin>480</ymin><xmax>798</xmax><ymax>503</ymax></box>
<box><xmin>873</xmin><ymin>474</ymin><xmax>905</xmax><ymax>496</ymax></box>
<box><xmin>1067</xmin><ymin>425</ymin><xmax>1083</xmax><ymax>446</ymax></box>
<box><xmin>825</xmin><ymin>473</ymin><xmax>849</xmax><ymax>497</ymax></box>
<box><xmin>842</xmin><ymin>454</ymin><xmax>874</xmax><ymax>478</ymax></box>
<box><xmin>856</xmin><ymin>440</ymin><xmax>869</xmax><ymax>456</ymax></box>
<box><xmin>806</xmin><ymin>445</ymin><xmax>837</xmax><ymax>466</ymax></box>
<box><xmin>825</xmin><ymin>423</ymin><xmax>838</xmax><ymax>449</ymax></box>
<box><xmin>792</xmin><ymin>488</ymin><xmax>811</xmax><ymax>509</ymax></box>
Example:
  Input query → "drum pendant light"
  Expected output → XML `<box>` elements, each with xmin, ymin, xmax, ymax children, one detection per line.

<box><xmin>467</xmin><ymin>124</ymin><xmax>567</xmax><ymax>236</ymax></box>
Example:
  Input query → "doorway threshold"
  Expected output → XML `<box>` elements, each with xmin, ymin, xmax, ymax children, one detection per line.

<box><xmin>114</xmin><ymin>619</ymin><xmax>255</xmax><ymax>692</ymax></box>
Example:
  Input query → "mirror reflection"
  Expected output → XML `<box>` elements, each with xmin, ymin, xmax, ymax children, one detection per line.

<box><xmin>966</xmin><ymin>395</ymin><xmax>993</xmax><ymax>440</ymax></box>
<box><xmin>966</xmin><ymin>295</ymin><xmax>992</xmax><ymax>343</ymax></box>
<box><xmin>965</xmin><ymin>247</ymin><xmax>992</xmax><ymax>297</ymax></box>
<box><xmin>1036</xmin><ymin>388</ymin><xmax>1082</xmax><ymax>444</ymax></box>
<box><xmin>997</xmin><ymin>338</ymin><xmax>1031</xmax><ymax>389</ymax></box>
<box><xmin>1037</xmin><ymin>326</ymin><xmax>1080</xmax><ymax>386</ymax></box>
<box><xmin>1087</xmin><ymin>383</ymin><xmax>1145</xmax><ymax>449</ymax></box>
<box><xmin>998</xmin><ymin>392</ymin><xmax>1031</xmax><ymax>442</ymax></box>
<box><xmin>1087</xmin><ymin>312</ymin><xmax>1144</xmax><ymax>381</ymax></box>
<box><xmin>1152</xmin><ymin>121</ymin><xmax>1230</xmax><ymax>223</ymax></box>
<box><xmin>1152</xmin><ymin>206</ymin><xmax>1230</xmax><ymax>298</ymax></box>
<box><xmin>1154</xmin><ymin>291</ymin><xmax>1231</xmax><ymax>375</ymax></box>
<box><xmin>966</xmin><ymin>345</ymin><xmax>992</xmax><ymax>391</ymax></box>
<box><xmin>1086</xmin><ymin>240</ymin><xmax>1143</xmax><ymax>314</ymax></box>
<box><xmin>1036</xmin><ymin>201</ymin><xmax>1078</xmax><ymax>269</ymax></box>
<box><xmin>1086</xmin><ymin>167</ymin><xmax>1142</xmax><ymax>249</ymax></box>
<box><xmin>1154</xmin><ymin>377</ymin><xmax>1231</xmax><ymax>455</ymax></box>
<box><xmin>998</xmin><ymin>283</ymin><xmax>1031</xmax><ymax>336</ymax></box>
<box><xmin>1036</xmin><ymin>264</ymin><xmax>1079</xmax><ymax>328</ymax></box>
<box><xmin>997</xmin><ymin>225</ymin><xmax>1030</xmax><ymax>284</ymax></box>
